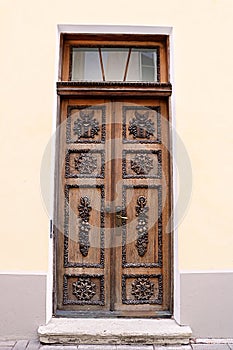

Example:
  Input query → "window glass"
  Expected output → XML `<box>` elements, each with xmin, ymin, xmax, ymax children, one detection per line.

<box><xmin>101</xmin><ymin>48</ymin><xmax>129</xmax><ymax>81</ymax></box>
<box><xmin>127</xmin><ymin>49</ymin><xmax>157</xmax><ymax>82</ymax></box>
<box><xmin>71</xmin><ymin>47</ymin><xmax>158</xmax><ymax>82</ymax></box>
<box><xmin>71</xmin><ymin>48</ymin><xmax>102</xmax><ymax>81</ymax></box>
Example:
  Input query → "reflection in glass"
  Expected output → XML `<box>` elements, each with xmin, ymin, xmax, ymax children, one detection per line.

<box><xmin>71</xmin><ymin>48</ymin><xmax>102</xmax><ymax>81</ymax></box>
<box><xmin>71</xmin><ymin>47</ymin><xmax>158</xmax><ymax>82</ymax></box>
<box><xmin>101</xmin><ymin>48</ymin><xmax>129</xmax><ymax>81</ymax></box>
<box><xmin>127</xmin><ymin>49</ymin><xmax>157</xmax><ymax>82</ymax></box>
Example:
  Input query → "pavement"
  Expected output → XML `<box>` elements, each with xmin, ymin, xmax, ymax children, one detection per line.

<box><xmin>1</xmin><ymin>340</ymin><xmax>233</xmax><ymax>350</ymax></box>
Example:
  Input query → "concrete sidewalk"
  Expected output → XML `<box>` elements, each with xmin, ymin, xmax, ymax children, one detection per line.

<box><xmin>1</xmin><ymin>340</ymin><xmax>233</xmax><ymax>350</ymax></box>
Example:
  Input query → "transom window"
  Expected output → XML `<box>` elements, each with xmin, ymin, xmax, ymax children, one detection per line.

<box><xmin>60</xmin><ymin>34</ymin><xmax>169</xmax><ymax>84</ymax></box>
<box><xmin>71</xmin><ymin>47</ymin><xmax>159</xmax><ymax>82</ymax></box>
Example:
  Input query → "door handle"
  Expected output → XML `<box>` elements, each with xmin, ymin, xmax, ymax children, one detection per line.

<box><xmin>115</xmin><ymin>206</ymin><xmax>128</xmax><ymax>227</ymax></box>
<box><xmin>116</xmin><ymin>214</ymin><xmax>128</xmax><ymax>220</ymax></box>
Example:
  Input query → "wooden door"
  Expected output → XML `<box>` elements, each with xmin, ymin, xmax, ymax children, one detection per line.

<box><xmin>55</xmin><ymin>97</ymin><xmax>172</xmax><ymax>317</ymax></box>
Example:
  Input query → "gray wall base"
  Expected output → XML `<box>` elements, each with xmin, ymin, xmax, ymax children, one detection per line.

<box><xmin>0</xmin><ymin>274</ymin><xmax>46</xmax><ymax>339</ymax></box>
<box><xmin>180</xmin><ymin>272</ymin><xmax>233</xmax><ymax>338</ymax></box>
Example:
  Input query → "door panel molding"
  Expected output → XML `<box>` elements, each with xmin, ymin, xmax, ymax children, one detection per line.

<box><xmin>122</xmin><ymin>184</ymin><xmax>163</xmax><ymax>269</ymax></box>
<box><xmin>64</xmin><ymin>184</ymin><xmax>105</xmax><ymax>269</ymax></box>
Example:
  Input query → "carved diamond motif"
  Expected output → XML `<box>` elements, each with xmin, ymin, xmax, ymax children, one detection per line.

<box><xmin>128</xmin><ymin>111</ymin><xmax>155</xmax><ymax>139</ymax></box>
<box><xmin>73</xmin><ymin>110</ymin><xmax>100</xmax><ymax>139</ymax></box>
<box><xmin>131</xmin><ymin>277</ymin><xmax>154</xmax><ymax>300</ymax></box>
<box><xmin>72</xmin><ymin>277</ymin><xmax>96</xmax><ymax>301</ymax></box>
<box><xmin>135</xmin><ymin>196</ymin><xmax>149</xmax><ymax>257</ymax></box>
<box><xmin>74</xmin><ymin>153</ymin><xmax>97</xmax><ymax>174</ymax></box>
<box><xmin>78</xmin><ymin>196</ymin><xmax>92</xmax><ymax>257</ymax></box>
<box><xmin>131</xmin><ymin>154</ymin><xmax>153</xmax><ymax>175</ymax></box>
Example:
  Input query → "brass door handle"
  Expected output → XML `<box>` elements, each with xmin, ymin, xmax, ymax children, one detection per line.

<box><xmin>116</xmin><ymin>214</ymin><xmax>128</xmax><ymax>220</ymax></box>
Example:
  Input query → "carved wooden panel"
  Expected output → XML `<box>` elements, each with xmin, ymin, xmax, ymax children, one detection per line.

<box><xmin>122</xmin><ymin>274</ymin><xmax>163</xmax><ymax>304</ymax></box>
<box><xmin>63</xmin><ymin>274</ymin><xmax>105</xmax><ymax>305</ymax></box>
<box><xmin>66</xmin><ymin>105</ymin><xmax>106</xmax><ymax>143</ymax></box>
<box><xmin>122</xmin><ymin>185</ymin><xmax>162</xmax><ymax>268</ymax></box>
<box><xmin>122</xmin><ymin>106</ymin><xmax>161</xmax><ymax>144</ymax></box>
<box><xmin>122</xmin><ymin>150</ymin><xmax>162</xmax><ymax>179</ymax></box>
<box><xmin>65</xmin><ymin>149</ymin><xmax>105</xmax><ymax>178</ymax></box>
<box><xmin>64</xmin><ymin>184</ymin><xmax>105</xmax><ymax>268</ymax></box>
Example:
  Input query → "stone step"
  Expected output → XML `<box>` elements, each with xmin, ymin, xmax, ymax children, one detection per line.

<box><xmin>38</xmin><ymin>318</ymin><xmax>192</xmax><ymax>346</ymax></box>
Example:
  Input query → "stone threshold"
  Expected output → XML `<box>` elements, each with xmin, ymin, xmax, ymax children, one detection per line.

<box><xmin>38</xmin><ymin>318</ymin><xmax>192</xmax><ymax>345</ymax></box>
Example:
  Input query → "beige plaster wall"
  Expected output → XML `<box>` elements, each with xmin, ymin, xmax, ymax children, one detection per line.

<box><xmin>0</xmin><ymin>0</ymin><xmax>232</xmax><ymax>271</ymax></box>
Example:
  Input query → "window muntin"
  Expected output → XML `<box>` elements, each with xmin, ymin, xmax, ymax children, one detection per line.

<box><xmin>71</xmin><ymin>47</ymin><xmax>159</xmax><ymax>82</ymax></box>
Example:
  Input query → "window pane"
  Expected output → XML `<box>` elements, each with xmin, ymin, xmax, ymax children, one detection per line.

<box><xmin>126</xmin><ymin>51</ymin><xmax>141</xmax><ymax>81</ymax></box>
<box><xmin>141</xmin><ymin>51</ymin><xmax>154</xmax><ymax>66</ymax></box>
<box><xmin>101</xmin><ymin>48</ymin><xmax>129</xmax><ymax>81</ymax></box>
<box><xmin>127</xmin><ymin>49</ymin><xmax>157</xmax><ymax>82</ymax></box>
<box><xmin>142</xmin><ymin>66</ymin><xmax>155</xmax><ymax>82</ymax></box>
<box><xmin>71</xmin><ymin>48</ymin><xmax>102</xmax><ymax>81</ymax></box>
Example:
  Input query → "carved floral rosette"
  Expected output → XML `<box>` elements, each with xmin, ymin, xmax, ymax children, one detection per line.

<box><xmin>74</xmin><ymin>153</ymin><xmax>98</xmax><ymax>174</ymax></box>
<box><xmin>131</xmin><ymin>153</ymin><xmax>153</xmax><ymax>175</ymax></box>
<box><xmin>72</xmin><ymin>277</ymin><xmax>96</xmax><ymax>301</ymax></box>
<box><xmin>131</xmin><ymin>276</ymin><xmax>154</xmax><ymax>300</ymax></box>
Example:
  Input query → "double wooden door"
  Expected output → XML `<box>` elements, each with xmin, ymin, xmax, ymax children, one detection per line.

<box><xmin>55</xmin><ymin>97</ymin><xmax>172</xmax><ymax>317</ymax></box>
